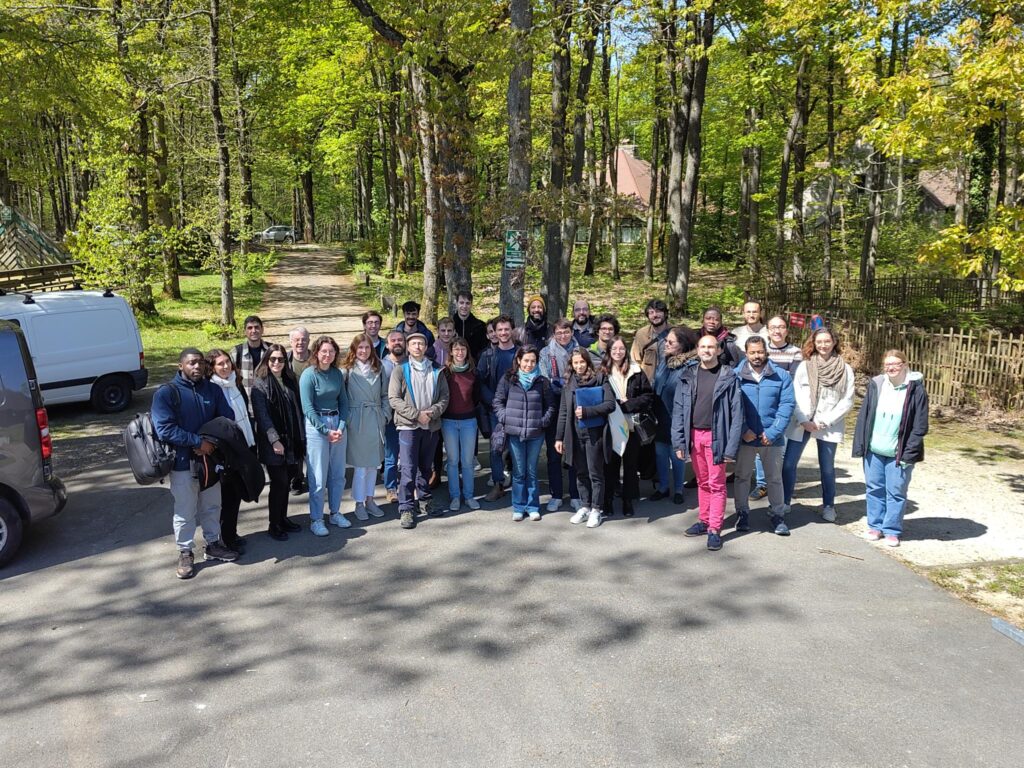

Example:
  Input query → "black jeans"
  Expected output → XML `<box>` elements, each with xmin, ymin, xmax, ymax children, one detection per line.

<box><xmin>399</xmin><ymin>429</ymin><xmax>439</xmax><ymax>512</ymax></box>
<box><xmin>572</xmin><ymin>425</ymin><xmax>606</xmax><ymax>510</ymax></box>
<box><xmin>605</xmin><ymin>432</ymin><xmax>642</xmax><ymax>502</ymax></box>
<box><xmin>267</xmin><ymin>464</ymin><xmax>292</xmax><ymax>529</ymax></box>
<box><xmin>219</xmin><ymin>469</ymin><xmax>244</xmax><ymax>545</ymax></box>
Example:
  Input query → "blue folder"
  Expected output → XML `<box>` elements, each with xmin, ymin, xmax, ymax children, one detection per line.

<box><xmin>575</xmin><ymin>386</ymin><xmax>606</xmax><ymax>429</ymax></box>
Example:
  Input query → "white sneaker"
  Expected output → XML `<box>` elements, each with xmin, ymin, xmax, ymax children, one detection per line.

<box><xmin>465</xmin><ymin>497</ymin><xmax>480</xmax><ymax>510</ymax></box>
<box><xmin>586</xmin><ymin>508</ymin><xmax>603</xmax><ymax>528</ymax></box>
<box><xmin>570</xmin><ymin>499</ymin><xmax>582</xmax><ymax>511</ymax></box>
<box><xmin>449</xmin><ymin>498</ymin><xmax>461</xmax><ymax>512</ymax></box>
<box><xmin>353</xmin><ymin>503</ymin><xmax>369</xmax><ymax>521</ymax></box>
<box><xmin>329</xmin><ymin>512</ymin><xmax>351</xmax><ymax>528</ymax></box>
<box><xmin>821</xmin><ymin>505</ymin><xmax>837</xmax><ymax>523</ymax></box>
<box><xmin>570</xmin><ymin>507</ymin><xmax>589</xmax><ymax>525</ymax></box>
<box><xmin>310</xmin><ymin>520</ymin><xmax>329</xmax><ymax>537</ymax></box>
<box><xmin>365</xmin><ymin>499</ymin><xmax>385</xmax><ymax>518</ymax></box>
<box><xmin>528</xmin><ymin>510</ymin><xmax>541</xmax><ymax>521</ymax></box>
<box><xmin>546</xmin><ymin>498</ymin><xmax>561</xmax><ymax>512</ymax></box>
<box><xmin>512</xmin><ymin>511</ymin><xmax>525</xmax><ymax>522</ymax></box>
<box><xmin>473</xmin><ymin>459</ymin><xmax>482</xmax><ymax>471</ymax></box>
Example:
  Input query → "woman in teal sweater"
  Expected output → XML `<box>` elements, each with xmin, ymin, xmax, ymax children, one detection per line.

<box><xmin>300</xmin><ymin>336</ymin><xmax>350</xmax><ymax>536</ymax></box>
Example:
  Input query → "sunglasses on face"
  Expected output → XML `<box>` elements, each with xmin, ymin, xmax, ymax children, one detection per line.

<box><xmin>268</xmin><ymin>356</ymin><xmax>286</xmax><ymax>363</ymax></box>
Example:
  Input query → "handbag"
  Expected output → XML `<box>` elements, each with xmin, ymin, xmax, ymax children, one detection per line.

<box><xmin>632</xmin><ymin>410</ymin><xmax>658</xmax><ymax>446</ymax></box>
<box><xmin>490</xmin><ymin>420</ymin><xmax>506</xmax><ymax>453</ymax></box>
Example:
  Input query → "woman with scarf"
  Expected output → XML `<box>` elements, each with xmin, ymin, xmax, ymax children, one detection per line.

<box><xmin>782</xmin><ymin>327</ymin><xmax>855</xmax><ymax>522</ymax></box>
<box><xmin>602</xmin><ymin>336</ymin><xmax>654</xmax><ymax>517</ymax></box>
<box><xmin>206</xmin><ymin>349</ymin><xmax>257</xmax><ymax>552</ymax></box>
<box><xmin>494</xmin><ymin>345</ymin><xmax>556</xmax><ymax>521</ymax></box>
<box><xmin>555</xmin><ymin>348</ymin><xmax>616</xmax><ymax>528</ymax></box>
<box><xmin>688</xmin><ymin>306</ymin><xmax>741</xmax><ymax>368</ymax></box>
<box><xmin>442</xmin><ymin>337</ymin><xmax>482</xmax><ymax>512</ymax></box>
<box><xmin>342</xmin><ymin>334</ymin><xmax>391</xmax><ymax>521</ymax></box>
<box><xmin>652</xmin><ymin>327</ymin><xmax>695</xmax><ymax>504</ymax></box>
<box><xmin>250</xmin><ymin>343</ymin><xmax>306</xmax><ymax>540</ymax></box>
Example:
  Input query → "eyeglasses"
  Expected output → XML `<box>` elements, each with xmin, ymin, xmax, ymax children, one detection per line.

<box><xmin>268</xmin><ymin>356</ymin><xmax>286</xmax><ymax>364</ymax></box>
<box><xmin>883</xmin><ymin>361</ymin><xmax>905</xmax><ymax>370</ymax></box>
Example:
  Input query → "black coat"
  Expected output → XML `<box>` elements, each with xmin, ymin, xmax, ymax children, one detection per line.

<box><xmin>452</xmin><ymin>312</ymin><xmax>489</xmax><ymax>360</ymax></box>
<box><xmin>852</xmin><ymin>374</ymin><xmax>929</xmax><ymax>464</ymax></box>
<box><xmin>199</xmin><ymin>417</ymin><xmax>266</xmax><ymax>502</ymax></box>
<box><xmin>554</xmin><ymin>372</ymin><xmax>615</xmax><ymax>468</ymax></box>
<box><xmin>612</xmin><ymin>366</ymin><xmax>655</xmax><ymax>415</ymax></box>
<box><xmin>251</xmin><ymin>373</ymin><xmax>306</xmax><ymax>466</ymax></box>
<box><xmin>493</xmin><ymin>374</ymin><xmax>556</xmax><ymax>439</ymax></box>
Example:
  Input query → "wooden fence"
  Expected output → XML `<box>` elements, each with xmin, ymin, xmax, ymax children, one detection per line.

<box><xmin>775</xmin><ymin>305</ymin><xmax>1024</xmax><ymax>410</ymax></box>
<box><xmin>758</xmin><ymin>275</ymin><xmax>1024</xmax><ymax>315</ymax></box>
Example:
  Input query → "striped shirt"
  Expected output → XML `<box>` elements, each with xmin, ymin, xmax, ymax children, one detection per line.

<box><xmin>767</xmin><ymin>342</ymin><xmax>802</xmax><ymax>373</ymax></box>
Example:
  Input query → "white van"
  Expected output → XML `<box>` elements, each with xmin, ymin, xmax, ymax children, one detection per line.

<box><xmin>0</xmin><ymin>289</ymin><xmax>148</xmax><ymax>412</ymax></box>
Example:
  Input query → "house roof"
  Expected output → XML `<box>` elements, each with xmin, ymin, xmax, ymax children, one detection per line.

<box><xmin>614</xmin><ymin>144</ymin><xmax>652</xmax><ymax>208</ymax></box>
<box><xmin>918</xmin><ymin>169</ymin><xmax>957</xmax><ymax>210</ymax></box>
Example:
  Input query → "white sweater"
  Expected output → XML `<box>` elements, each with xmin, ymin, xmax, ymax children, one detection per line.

<box><xmin>785</xmin><ymin>361</ymin><xmax>855</xmax><ymax>444</ymax></box>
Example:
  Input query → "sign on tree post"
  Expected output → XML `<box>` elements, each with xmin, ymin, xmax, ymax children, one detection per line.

<box><xmin>504</xmin><ymin>229</ymin><xmax>527</xmax><ymax>269</ymax></box>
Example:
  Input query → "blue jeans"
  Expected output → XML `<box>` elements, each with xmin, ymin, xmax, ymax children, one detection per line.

<box><xmin>782</xmin><ymin>430</ymin><xmax>837</xmax><ymax>506</ymax></box>
<box><xmin>753</xmin><ymin>453</ymin><xmax>766</xmax><ymax>488</ymax></box>
<box><xmin>306</xmin><ymin>416</ymin><xmax>346</xmax><ymax>521</ymax></box>
<box><xmin>383</xmin><ymin>422</ymin><xmax>399</xmax><ymax>491</ymax></box>
<box><xmin>508</xmin><ymin>435</ymin><xmax>544</xmax><ymax>514</ymax></box>
<box><xmin>655</xmin><ymin>440</ymin><xmax>685</xmax><ymax>494</ymax></box>
<box><xmin>545</xmin><ymin>418</ymin><xmax>578</xmax><ymax>500</ymax></box>
<box><xmin>442</xmin><ymin>418</ymin><xmax>478</xmax><ymax>502</ymax></box>
<box><xmin>864</xmin><ymin>452</ymin><xmax>915</xmax><ymax>537</ymax></box>
<box><xmin>489</xmin><ymin>412</ymin><xmax>506</xmax><ymax>485</ymax></box>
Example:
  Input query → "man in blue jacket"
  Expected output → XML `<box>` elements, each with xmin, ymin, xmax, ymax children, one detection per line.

<box><xmin>152</xmin><ymin>348</ymin><xmax>238</xmax><ymax>579</ymax></box>
<box><xmin>733</xmin><ymin>336</ymin><xmax>796</xmax><ymax>536</ymax></box>
<box><xmin>672</xmin><ymin>335</ymin><xmax>743</xmax><ymax>551</ymax></box>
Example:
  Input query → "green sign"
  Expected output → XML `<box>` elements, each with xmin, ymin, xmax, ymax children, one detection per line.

<box><xmin>504</xmin><ymin>229</ymin><xmax>527</xmax><ymax>269</ymax></box>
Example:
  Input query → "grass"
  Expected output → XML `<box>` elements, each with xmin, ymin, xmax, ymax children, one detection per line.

<box><xmin>349</xmin><ymin>240</ymin><xmax>750</xmax><ymax>331</ymax></box>
<box><xmin>137</xmin><ymin>261</ymin><xmax>274</xmax><ymax>380</ymax></box>
<box><xmin>928</xmin><ymin>564</ymin><xmax>1024</xmax><ymax>625</ymax></box>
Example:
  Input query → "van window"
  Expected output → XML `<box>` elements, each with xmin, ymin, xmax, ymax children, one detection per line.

<box><xmin>32</xmin><ymin>309</ymin><xmax>128</xmax><ymax>351</ymax></box>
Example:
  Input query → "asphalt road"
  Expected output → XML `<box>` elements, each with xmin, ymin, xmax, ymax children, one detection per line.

<box><xmin>2</xmin><ymin>453</ymin><xmax>1021</xmax><ymax>768</ymax></box>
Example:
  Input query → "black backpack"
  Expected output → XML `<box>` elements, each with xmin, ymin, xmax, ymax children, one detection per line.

<box><xmin>124</xmin><ymin>384</ymin><xmax>180</xmax><ymax>485</ymax></box>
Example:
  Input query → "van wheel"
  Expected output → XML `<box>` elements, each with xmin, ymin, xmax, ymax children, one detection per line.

<box><xmin>0</xmin><ymin>499</ymin><xmax>24</xmax><ymax>568</ymax></box>
<box><xmin>91</xmin><ymin>374</ymin><xmax>133</xmax><ymax>413</ymax></box>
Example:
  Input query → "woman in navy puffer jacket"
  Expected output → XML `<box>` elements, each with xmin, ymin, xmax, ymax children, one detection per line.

<box><xmin>493</xmin><ymin>346</ymin><xmax>556</xmax><ymax>521</ymax></box>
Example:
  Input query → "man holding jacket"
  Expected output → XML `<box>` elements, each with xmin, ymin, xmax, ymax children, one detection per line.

<box><xmin>733</xmin><ymin>336</ymin><xmax>796</xmax><ymax>536</ymax></box>
<box><xmin>152</xmin><ymin>348</ymin><xmax>239</xmax><ymax>579</ymax></box>
<box><xmin>672</xmin><ymin>335</ymin><xmax>743</xmax><ymax>551</ymax></box>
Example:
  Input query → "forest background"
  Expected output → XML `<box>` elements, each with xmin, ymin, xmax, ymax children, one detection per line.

<box><xmin>2</xmin><ymin>0</ymin><xmax>1023</xmax><ymax>331</ymax></box>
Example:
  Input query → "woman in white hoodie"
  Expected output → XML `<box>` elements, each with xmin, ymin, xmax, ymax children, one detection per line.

<box><xmin>781</xmin><ymin>328</ymin><xmax>854</xmax><ymax>522</ymax></box>
<box><xmin>206</xmin><ymin>349</ymin><xmax>257</xmax><ymax>552</ymax></box>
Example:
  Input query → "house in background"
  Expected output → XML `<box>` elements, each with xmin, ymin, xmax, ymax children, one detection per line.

<box><xmin>572</xmin><ymin>142</ymin><xmax>653</xmax><ymax>245</ymax></box>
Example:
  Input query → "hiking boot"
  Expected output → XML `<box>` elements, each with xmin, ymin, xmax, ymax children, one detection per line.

<box><xmin>204</xmin><ymin>541</ymin><xmax>239</xmax><ymax>562</ymax></box>
<box><xmin>484</xmin><ymin>483</ymin><xmax>505</xmax><ymax>502</ymax></box>
<box><xmin>684</xmin><ymin>521</ymin><xmax>709</xmax><ymax>537</ymax></box>
<box><xmin>821</xmin><ymin>505</ymin><xmax>837</xmax><ymax>523</ymax></box>
<box><xmin>749</xmin><ymin>486</ymin><xmax>767</xmax><ymax>500</ymax></box>
<box><xmin>570</xmin><ymin>507</ymin><xmax>590</xmax><ymax>525</ymax></box>
<box><xmin>353</xmin><ymin>503</ymin><xmax>370</xmax><ymax>521</ymax></box>
<box><xmin>176</xmin><ymin>550</ymin><xmax>195</xmax><ymax>579</ymax></box>
<box><xmin>400</xmin><ymin>509</ymin><xmax>416</xmax><ymax>529</ymax></box>
<box><xmin>586</xmin><ymin>508</ymin><xmax>603</xmax><ymax>528</ymax></box>
<box><xmin>465</xmin><ymin>497</ymin><xmax>481</xmax><ymax>510</ymax></box>
<box><xmin>770</xmin><ymin>515</ymin><xmax>791</xmax><ymax>536</ymax></box>
<box><xmin>735</xmin><ymin>510</ymin><xmax>750</xmax><ymax>532</ymax></box>
<box><xmin>365</xmin><ymin>499</ymin><xmax>385</xmax><ymax>518</ymax></box>
<box><xmin>386</xmin><ymin>489</ymin><xmax>399</xmax><ymax>504</ymax></box>
<box><xmin>706</xmin><ymin>530</ymin><xmax>723</xmax><ymax>551</ymax></box>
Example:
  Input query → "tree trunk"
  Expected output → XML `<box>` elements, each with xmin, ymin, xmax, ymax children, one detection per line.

<box><xmin>410</xmin><ymin>63</ymin><xmax>441</xmax><ymax>323</ymax></box>
<box><xmin>661</xmin><ymin>0</ymin><xmax>690</xmax><ymax>299</ymax></box>
<box><xmin>501</xmin><ymin>0</ymin><xmax>533</xmax><ymax>325</ymax></box>
<box><xmin>645</xmin><ymin>111</ymin><xmax>662</xmax><ymax>281</ymax></box>
<box><xmin>208</xmin><ymin>0</ymin><xmax>234</xmax><ymax>326</ymax></box>
<box><xmin>608</xmin><ymin>24</ymin><xmax>621</xmax><ymax>283</ymax></box>
<box><xmin>790</xmin><ymin>57</ymin><xmax>811</xmax><ymax>281</ymax></box>
<box><xmin>153</xmin><ymin>100</ymin><xmax>180</xmax><ymax>298</ymax></box>
<box><xmin>230</xmin><ymin>46</ymin><xmax>255</xmax><ymax>257</ymax></box>
<box><xmin>544</xmin><ymin>0</ymin><xmax>572</xmax><ymax>322</ymax></box>
<box><xmin>775</xmin><ymin>50</ymin><xmax>809</xmax><ymax>284</ymax></box>
<box><xmin>672</xmin><ymin>8</ymin><xmax>714</xmax><ymax>311</ymax></box>
<box><xmin>301</xmin><ymin>168</ymin><xmax>315</xmax><ymax>242</ymax></box>
<box><xmin>822</xmin><ymin>48</ymin><xmax>837</xmax><ymax>284</ymax></box>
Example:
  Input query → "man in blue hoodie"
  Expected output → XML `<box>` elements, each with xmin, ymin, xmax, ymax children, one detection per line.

<box><xmin>733</xmin><ymin>336</ymin><xmax>796</xmax><ymax>536</ymax></box>
<box><xmin>152</xmin><ymin>348</ymin><xmax>238</xmax><ymax>579</ymax></box>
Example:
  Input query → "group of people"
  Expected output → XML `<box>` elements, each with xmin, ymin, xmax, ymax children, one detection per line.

<box><xmin>152</xmin><ymin>293</ymin><xmax>929</xmax><ymax>579</ymax></box>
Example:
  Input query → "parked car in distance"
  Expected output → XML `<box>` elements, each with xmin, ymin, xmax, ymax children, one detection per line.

<box><xmin>0</xmin><ymin>289</ymin><xmax>148</xmax><ymax>413</ymax></box>
<box><xmin>0</xmin><ymin>319</ymin><xmax>68</xmax><ymax>567</ymax></box>
<box><xmin>258</xmin><ymin>225</ymin><xmax>297</xmax><ymax>244</ymax></box>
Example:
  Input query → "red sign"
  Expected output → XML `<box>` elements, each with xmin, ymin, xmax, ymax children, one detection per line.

<box><xmin>789</xmin><ymin>312</ymin><xmax>806</xmax><ymax>328</ymax></box>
